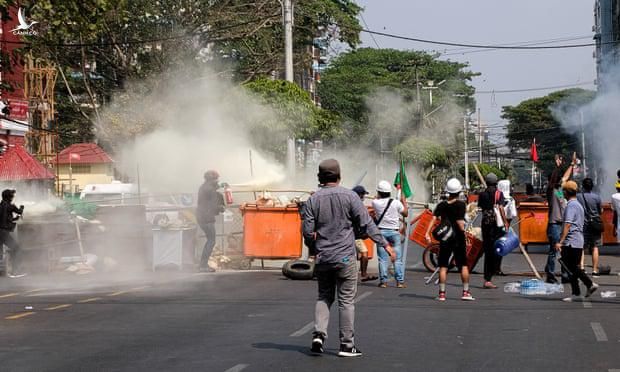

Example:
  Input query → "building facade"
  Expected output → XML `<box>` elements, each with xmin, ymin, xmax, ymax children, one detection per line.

<box><xmin>594</xmin><ymin>0</ymin><xmax>620</xmax><ymax>90</ymax></box>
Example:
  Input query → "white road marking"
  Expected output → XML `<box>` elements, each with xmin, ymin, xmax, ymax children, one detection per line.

<box><xmin>290</xmin><ymin>291</ymin><xmax>373</xmax><ymax>337</ymax></box>
<box><xmin>290</xmin><ymin>321</ymin><xmax>314</xmax><ymax>337</ymax></box>
<box><xmin>583</xmin><ymin>300</ymin><xmax>592</xmax><ymax>308</ymax></box>
<box><xmin>608</xmin><ymin>369</ymin><xmax>620</xmax><ymax>372</ymax></box>
<box><xmin>591</xmin><ymin>322</ymin><xmax>608</xmax><ymax>342</ymax></box>
<box><xmin>355</xmin><ymin>291</ymin><xmax>373</xmax><ymax>303</ymax></box>
<box><xmin>224</xmin><ymin>364</ymin><xmax>249</xmax><ymax>372</ymax></box>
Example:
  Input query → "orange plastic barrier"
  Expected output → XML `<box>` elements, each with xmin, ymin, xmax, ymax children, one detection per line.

<box><xmin>409</xmin><ymin>209</ymin><xmax>439</xmax><ymax>247</ymax></box>
<box><xmin>240</xmin><ymin>204</ymin><xmax>303</xmax><ymax>259</ymax></box>
<box><xmin>363</xmin><ymin>238</ymin><xmax>375</xmax><ymax>259</ymax></box>
<box><xmin>518</xmin><ymin>202</ymin><xmax>618</xmax><ymax>246</ymax></box>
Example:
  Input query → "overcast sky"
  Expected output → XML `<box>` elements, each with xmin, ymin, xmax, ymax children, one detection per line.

<box><xmin>355</xmin><ymin>0</ymin><xmax>597</xmax><ymax>142</ymax></box>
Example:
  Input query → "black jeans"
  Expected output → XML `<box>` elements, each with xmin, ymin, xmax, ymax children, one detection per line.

<box><xmin>0</xmin><ymin>229</ymin><xmax>21</xmax><ymax>274</ymax></box>
<box><xmin>561</xmin><ymin>246</ymin><xmax>593</xmax><ymax>296</ymax></box>
<box><xmin>482</xmin><ymin>224</ymin><xmax>502</xmax><ymax>282</ymax></box>
<box><xmin>198</xmin><ymin>222</ymin><xmax>216</xmax><ymax>268</ymax></box>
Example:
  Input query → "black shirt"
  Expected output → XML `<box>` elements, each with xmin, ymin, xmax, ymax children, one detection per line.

<box><xmin>196</xmin><ymin>181</ymin><xmax>225</xmax><ymax>224</ymax></box>
<box><xmin>433</xmin><ymin>200</ymin><xmax>466</xmax><ymax>239</ymax></box>
<box><xmin>478</xmin><ymin>186</ymin><xmax>505</xmax><ymax>211</ymax></box>
<box><xmin>0</xmin><ymin>200</ymin><xmax>21</xmax><ymax>231</ymax></box>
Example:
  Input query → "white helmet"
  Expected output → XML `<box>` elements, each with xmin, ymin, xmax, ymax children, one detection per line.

<box><xmin>377</xmin><ymin>180</ymin><xmax>392</xmax><ymax>193</ymax></box>
<box><xmin>445</xmin><ymin>178</ymin><xmax>463</xmax><ymax>194</ymax></box>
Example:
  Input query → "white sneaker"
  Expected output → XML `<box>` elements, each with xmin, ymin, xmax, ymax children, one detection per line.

<box><xmin>585</xmin><ymin>283</ymin><xmax>599</xmax><ymax>298</ymax></box>
<box><xmin>562</xmin><ymin>295</ymin><xmax>582</xmax><ymax>302</ymax></box>
<box><xmin>8</xmin><ymin>273</ymin><xmax>26</xmax><ymax>279</ymax></box>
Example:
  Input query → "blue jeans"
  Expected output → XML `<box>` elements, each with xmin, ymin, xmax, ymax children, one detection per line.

<box><xmin>545</xmin><ymin>223</ymin><xmax>562</xmax><ymax>276</ymax></box>
<box><xmin>377</xmin><ymin>229</ymin><xmax>404</xmax><ymax>283</ymax></box>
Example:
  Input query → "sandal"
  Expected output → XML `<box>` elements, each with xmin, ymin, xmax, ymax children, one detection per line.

<box><xmin>378</xmin><ymin>282</ymin><xmax>388</xmax><ymax>288</ymax></box>
<box><xmin>361</xmin><ymin>275</ymin><xmax>378</xmax><ymax>282</ymax></box>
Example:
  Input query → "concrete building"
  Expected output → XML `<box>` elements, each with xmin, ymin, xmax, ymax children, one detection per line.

<box><xmin>52</xmin><ymin>143</ymin><xmax>115</xmax><ymax>195</ymax></box>
<box><xmin>593</xmin><ymin>0</ymin><xmax>620</xmax><ymax>90</ymax></box>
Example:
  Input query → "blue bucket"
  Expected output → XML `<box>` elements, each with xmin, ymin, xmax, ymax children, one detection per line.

<box><xmin>495</xmin><ymin>231</ymin><xmax>520</xmax><ymax>257</ymax></box>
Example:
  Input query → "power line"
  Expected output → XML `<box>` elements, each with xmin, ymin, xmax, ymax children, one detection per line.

<box><xmin>359</xmin><ymin>14</ymin><xmax>380</xmax><ymax>49</ymax></box>
<box><xmin>441</xmin><ymin>35</ymin><xmax>593</xmax><ymax>56</ymax></box>
<box><xmin>357</xmin><ymin>27</ymin><xmax>607</xmax><ymax>50</ymax></box>
<box><xmin>475</xmin><ymin>81</ymin><xmax>595</xmax><ymax>94</ymax></box>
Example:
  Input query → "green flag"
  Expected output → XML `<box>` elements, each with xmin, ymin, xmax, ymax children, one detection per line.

<box><xmin>393</xmin><ymin>158</ymin><xmax>413</xmax><ymax>198</ymax></box>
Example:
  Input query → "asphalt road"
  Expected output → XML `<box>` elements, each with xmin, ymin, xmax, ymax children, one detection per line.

<box><xmin>0</xmin><ymin>248</ymin><xmax>619</xmax><ymax>372</ymax></box>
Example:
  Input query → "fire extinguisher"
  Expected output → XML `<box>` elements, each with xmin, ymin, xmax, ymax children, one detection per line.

<box><xmin>224</xmin><ymin>183</ymin><xmax>233</xmax><ymax>205</ymax></box>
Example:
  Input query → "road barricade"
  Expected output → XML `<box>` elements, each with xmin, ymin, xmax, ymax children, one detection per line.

<box><xmin>239</xmin><ymin>204</ymin><xmax>302</xmax><ymax>259</ymax></box>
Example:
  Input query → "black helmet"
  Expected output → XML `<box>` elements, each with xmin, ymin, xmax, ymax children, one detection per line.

<box><xmin>1</xmin><ymin>189</ymin><xmax>15</xmax><ymax>201</ymax></box>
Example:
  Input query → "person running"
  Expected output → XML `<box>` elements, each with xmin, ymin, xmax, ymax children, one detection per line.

<box><xmin>303</xmin><ymin>159</ymin><xmax>394</xmax><ymax>357</ymax></box>
<box><xmin>611</xmin><ymin>180</ymin><xmax>620</xmax><ymax>241</ymax></box>
<box><xmin>544</xmin><ymin>154</ymin><xmax>575</xmax><ymax>284</ymax></box>
<box><xmin>576</xmin><ymin>178</ymin><xmax>603</xmax><ymax>276</ymax></box>
<box><xmin>425</xmin><ymin>178</ymin><xmax>474</xmax><ymax>301</ymax></box>
<box><xmin>478</xmin><ymin>173</ymin><xmax>508</xmax><ymax>289</ymax></box>
<box><xmin>352</xmin><ymin>185</ymin><xmax>377</xmax><ymax>282</ymax></box>
<box><xmin>372</xmin><ymin>180</ymin><xmax>408</xmax><ymax>288</ymax></box>
<box><xmin>0</xmin><ymin>189</ymin><xmax>25</xmax><ymax>277</ymax></box>
<box><xmin>555</xmin><ymin>181</ymin><xmax>599</xmax><ymax>302</ymax></box>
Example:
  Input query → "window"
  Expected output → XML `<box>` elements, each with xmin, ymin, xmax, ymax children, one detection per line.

<box><xmin>71</xmin><ymin>165</ymin><xmax>91</xmax><ymax>174</ymax></box>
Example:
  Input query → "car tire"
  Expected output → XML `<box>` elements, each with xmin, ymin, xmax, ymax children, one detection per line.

<box><xmin>282</xmin><ymin>259</ymin><xmax>315</xmax><ymax>280</ymax></box>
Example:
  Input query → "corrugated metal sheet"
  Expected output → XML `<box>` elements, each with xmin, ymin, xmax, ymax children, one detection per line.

<box><xmin>0</xmin><ymin>144</ymin><xmax>55</xmax><ymax>181</ymax></box>
<box><xmin>53</xmin><ymin>143</ymin><xmax>114</xmax><ymax>165</ymax></box>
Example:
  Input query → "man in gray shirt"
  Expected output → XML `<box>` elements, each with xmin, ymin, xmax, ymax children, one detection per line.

<box><xmin>303</xmin><ymin>159</ymin><xmax>393</xmax><ymax>357</ymax></box>
<box><xmin>555</xmin><ymin>180</ymin><xmax>598</xmax><ymax>302</ymax></box>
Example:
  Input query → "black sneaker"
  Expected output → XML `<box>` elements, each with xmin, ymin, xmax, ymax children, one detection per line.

<box><xmin>338</xmin><ymin>345</ymin><xmax>362</xmax><ymax>357</ymax></box>
<box><xmin>585</xmin><ymin>283</ymin><xmax>599</xmax><ymax>298</ymax></box>
<box><xmin>311</xmin><ymin>334</ymin><xmax>324</xmax><ymax>354</ymax></box>
<box><xmin>592</xmin><ymin>272</ymin><xmax>600</xmax><ymax>277</ymax></box>
<box><xmin>545</xmin><ymin>275</ymin><xmax>558</xmax><ymax>284</ymax></box>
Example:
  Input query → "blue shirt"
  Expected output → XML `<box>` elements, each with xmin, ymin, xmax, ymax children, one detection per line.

<box><xmin>563</xmin><ymin>199</ymin><xmax>585</xmax><ymax>249</ymax></box>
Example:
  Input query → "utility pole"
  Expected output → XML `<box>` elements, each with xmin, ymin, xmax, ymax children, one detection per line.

<box><xmin>283</xmin><ymin>0</ymin><xmax>294</xmax><ymax>82</ymax></box>
<box><xmin>580</xmin><ymin>110</ymin><xmax>587</xmax><ymax>178</ymax></box>
<box><xmin>463</xmin><ymin>115</ymin><xmax>469</xmax><ymax>190</ymax></box>
<box><xmin>478</xmin><ymin>108</ymin><xmax>482</xmax><ymax>164</ymax></box>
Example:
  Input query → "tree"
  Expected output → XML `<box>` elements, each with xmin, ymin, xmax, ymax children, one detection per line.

<box><xmin>502</xmin><ymin>88</ymin><xmax>595</xmax><ymax>175</ymax></box>
<box><xmin>244</xmin><ymin>78</ymin><xmax>342</xmax><ymax>160</ymax></box>
<box><xmin>318</xmin><ymin>48</ymin><xmax>478</xmax><ymax>140</ymax></box>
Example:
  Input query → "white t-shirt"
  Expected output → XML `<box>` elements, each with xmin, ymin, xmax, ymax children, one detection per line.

<box><xmin>611</xmin><ymin>193</ymin><xmax>620</xmax><ymax>239</ymax></box>
<box><xmin>372</xmin><ymin>198</ymin><xmax>404</xmax><ymax>230</ymax></box>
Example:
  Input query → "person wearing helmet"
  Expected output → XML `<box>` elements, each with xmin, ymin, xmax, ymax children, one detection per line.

<box><xmin>611</xmin><ymin>180</ymin><xmax>620</xmax><ymax>240</ymax></box>
<box><xmin>555</xmin><ymin>180</ymin><xmax>598</xmax><ymax>301</ymax></box>
<box><xmin>196</xmin><ymin>170</ymin><xmax>225</xmax><ymax>272</ymax></box>
<box><xmin>372</xmin><ymin>180</ymin><xmax>409</xmax><ymax>288</ymax></box>
<box><xmin>0</xmin><ymin>189</ymin><xmax>25</xmax><ymax>277</ymax></box>
<box><xmin>477</xmin><ymin>173</ymin><xmax>508</xmax><ymax>289</ymax></box>
<box><xmin>425</xmin><ymin>178</ymin><xmax>474</xmax><ymax>301</ymax></box>
<box><xmin>303</xmin><ymin>159</ymin><xmax>393</xmax><ymax>357</ymax></box>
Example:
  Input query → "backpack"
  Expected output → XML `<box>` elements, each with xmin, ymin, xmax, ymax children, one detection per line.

<box><xmin>579</xmin><ymin>193</ymin><xmax>604</xmax><ymax>234</ymax></box>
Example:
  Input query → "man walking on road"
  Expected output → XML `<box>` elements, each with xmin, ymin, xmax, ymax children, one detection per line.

<box><xmin>303</xmin><ymin>159</ymin><xmax>394</xmax><ymax>357</ymax></box>
<box><xmin>555</xmin><ymin>181</ymin><xmax>598</xmax><ymax>302</ymax></box>
<box><xmin>576</xmin><ymin>178</ymin><xmax>603</xmax><ymax>275</ymax></box>
<box><xmin>196</xmin><ymin>170</ymin><xmax>225</xmax><ymax>272</ymax></box>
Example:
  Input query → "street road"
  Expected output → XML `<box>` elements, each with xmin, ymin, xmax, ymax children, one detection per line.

<box><xmin>0</xmin><ymin>249</ymin><xmax>619</xmax><ymax>372</ymax></box>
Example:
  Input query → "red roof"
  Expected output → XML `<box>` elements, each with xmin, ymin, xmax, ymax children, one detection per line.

<box><xmin>0</xmin><ymin>145</ymin><xmax>55</xmax><ymax>181</ymax></box>
<box><xmin>54</xmin><ymin>143</ymin><xmax>113</xmax><ymax>165</ymax></box>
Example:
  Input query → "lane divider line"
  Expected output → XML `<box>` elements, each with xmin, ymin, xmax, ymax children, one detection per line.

<box><xmin>78</xmin><ymin>297</ymin><xmax>102</xmax><ymax>303</ymax></box>
<box><xmin>583</xmin><ymin>300</ymin><xmax>592</xmax><ymax>308</ymax></box>
<box><xmin>290</xmin><ymin>291</ymin><xmax>373</xmax><ymax>337</ymax></box>
<box><xmin>0</xmin><ymin>293</ymin><xmax>19</xmax><ymax>299</ymax></box>
<box><xmin>224</xmin><ymin>364</ymin><xmax>249</xmax><ymax>372</ymax></box>
<box><xmin>591</xmin><ymin>322</ymin><xmax>608</xmax><ymax>342</ymax></box>
<box><xmin>45</xmin><ymin>304</ymin><xmax>72</xmax><ymax>311</ymax></box>
<box><xmin>107</xmin><ymin>286</ymin><xmax>150</xmax><ymax>297</ymax></box>
<box><xmin>25</xmin><ymin>288</ymin><xmax>46</xmax><ymax>294</ymax></box>
<box><xmin>5</xmin><ymin>311</ymin><xmax>35</xmax><ymax>320</ymax></box>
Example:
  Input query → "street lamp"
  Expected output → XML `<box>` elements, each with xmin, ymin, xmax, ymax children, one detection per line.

<box><xmin>422</xmin><ymin>79</ymin><xmax>446</xmax><ymax>106</ymax></box>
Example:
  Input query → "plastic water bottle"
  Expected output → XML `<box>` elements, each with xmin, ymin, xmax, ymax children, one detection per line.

<box><xmin>520</xmin><ymin>279</ymin><xmax>547</xmax><ymax>295</ymax></box>
<box><xmin>544</xmin><ymin>283</ymin><xmax>564</xmax><ymax>294</ymax></box>
<box><xmin>504</xmin><ymin>282</ymin><xmax>521</xmax><ymax>293</ymax></box>
<box><xmin>601</xmin><ymin>291</ymin><xmax>617</xmax><ymax>298</ymax></box>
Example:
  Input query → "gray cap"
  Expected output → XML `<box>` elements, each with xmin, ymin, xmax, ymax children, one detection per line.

<box><xmin>485</xmin><ymin>173</ymin><xmax>498</xmax><ymax>185</ymax></box>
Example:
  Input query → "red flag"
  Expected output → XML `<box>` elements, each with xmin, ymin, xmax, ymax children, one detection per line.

<box><xmin>530</xmin><ymin>138</ymin><xmax>539</xmax><ymax>163</ymax></box>
<box><xmin>70</xmin><ymin>153</ymin><xmax>81</xmax><ymax>160</ymax></box>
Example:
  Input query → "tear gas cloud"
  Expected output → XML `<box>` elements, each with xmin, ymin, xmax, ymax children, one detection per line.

<box><xmin>551</xmin><ymin>68</ymin><xmax>620</xmax><ymax>198</ymax></box>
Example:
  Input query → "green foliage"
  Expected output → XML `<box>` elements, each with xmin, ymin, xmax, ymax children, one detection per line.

<box><xmin>394</xmin><ymin>137</ymin><xmax>449</xmax><ymax>169</ymax></box>
<box><xmin>244</xmin><ymin>78</ymin><xmax>342</xmax><ymax>159</ymax></box>
<box><xmin>460</xmin><ymin>163</ymin><xmax>509</xmax><ymax>189</ymax></box>
<box><xmin>502</xmin><ymin>88</ymin><xmax>594</xmax><ymax>175</ymax></box>
<box><xmin>319</xmin><ymin>48</ymin><xmax>478</xmax><ymax>138</ymax></box>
